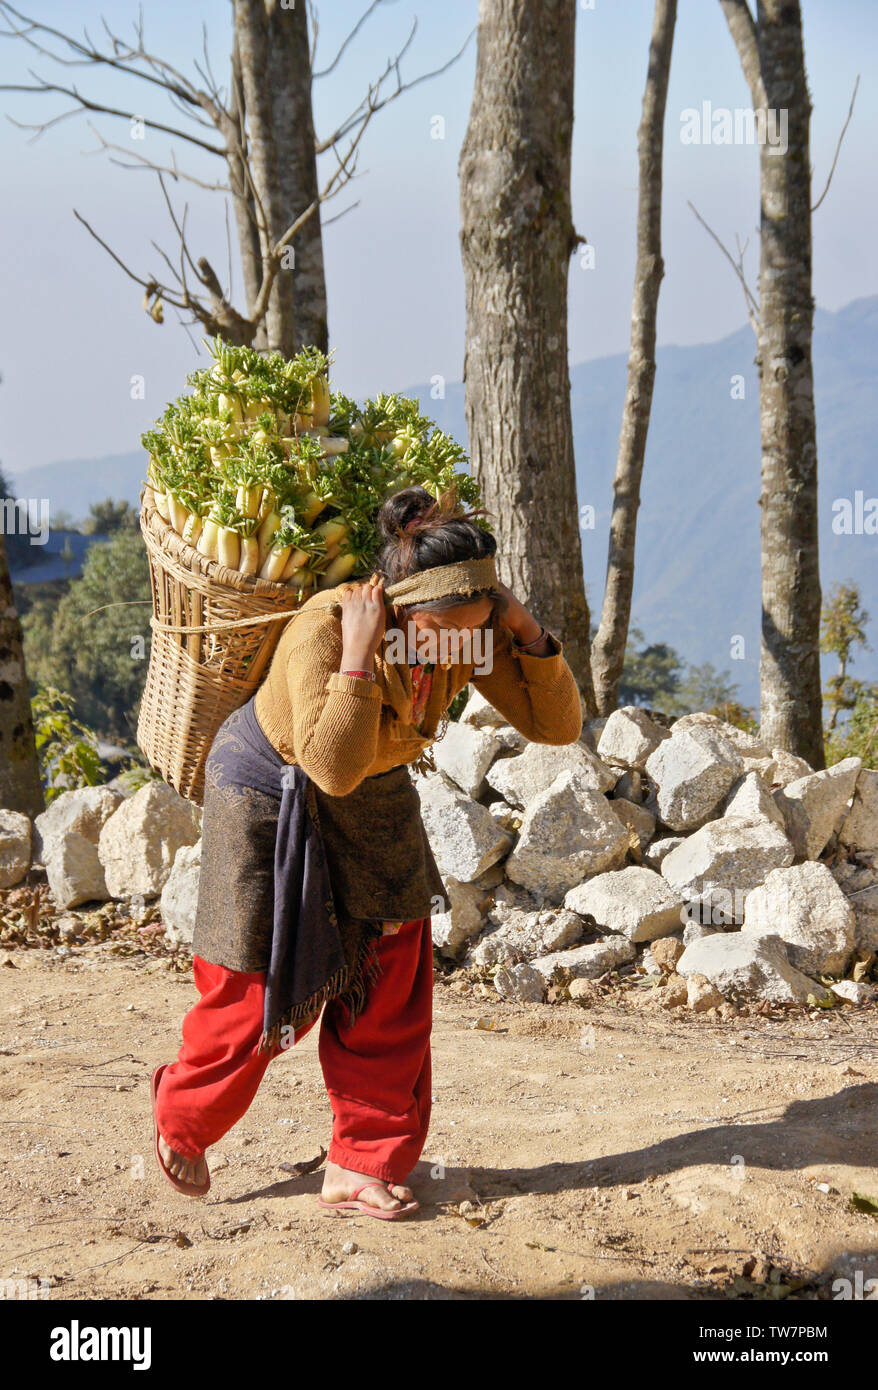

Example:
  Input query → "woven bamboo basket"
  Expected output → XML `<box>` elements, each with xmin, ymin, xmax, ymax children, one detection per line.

<box><xmin>136</xmin><ymin>488</ymin><xmax>308</xmax><ymax>804</ymax></box>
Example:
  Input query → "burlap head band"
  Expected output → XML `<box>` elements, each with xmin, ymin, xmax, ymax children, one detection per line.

<box><xmin>382</xmin><ymin>555</ymin><xmax>499</xmax><ymax>607</ymax></box>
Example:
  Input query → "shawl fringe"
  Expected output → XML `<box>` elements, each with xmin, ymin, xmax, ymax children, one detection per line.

<box><xmin>257</xmin><ymin>920</ymin><xmax>384</xmax><ymax>1054</ymax></box>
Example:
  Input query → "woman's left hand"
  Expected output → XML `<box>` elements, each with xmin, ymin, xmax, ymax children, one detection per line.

<box><xmin>490</xmin><ymin>579</ymin><xmax>543</xmax><ymax>645</ymax></box>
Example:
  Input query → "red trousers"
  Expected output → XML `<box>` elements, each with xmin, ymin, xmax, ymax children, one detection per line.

<box><xmin>155</xmin><ymin>917</ymin><xmax>433</xmax><ymax>1185</ymax></box>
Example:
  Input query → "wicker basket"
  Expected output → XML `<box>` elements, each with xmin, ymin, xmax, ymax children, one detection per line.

<box><xmin>136</xmin><ymin>489</ymin><xmax>307</xmax><ymax>804</ymax></box>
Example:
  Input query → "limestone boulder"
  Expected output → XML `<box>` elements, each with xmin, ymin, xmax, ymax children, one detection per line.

<box><xmin>485</xmin><ymin>740</ymin><xmax>614</xmax><ymax>809</ymax></box>
<box><xmin>504</xmin><ymin>772</ymin><xmax>630</xmax><ymax>899</ymax></box>
<box><xmin>723</xmin><ymin>771</ymin><xmax>785</xmax><ymax>828</ymax></box>
<box><xmin>160</xmin><ymin>840</ymin><xmax>201</xmax><ymax>947</ymax></box>
<box><xmin>430</xmin><ymin>877</ymin><xmax>490</xmax><ymax>959</ymax></box>
<box><xmin>771</xmin><ymin>749</ymin><xmax>814</xmax><ymax>786</ymax></box>
<box><xmin>493</xmin><ymin>962</ymin><xmax>546</xmax><ymax>1003</ymax></box>
<box><xmin>838</xmin><ymin>770</ymin><xmax>878</xmax><ymax>855</ymax></box>
<box><xmin>416</xmin><ymin>773</ymin><xmax>513</xmax><ymax>882</ymax></box>
<box><xmin>742</xmin><ymin>861</ymin><xmax>856</xmax><ymax>977</ymax></box>
<box><xmin>97</xmin><ymin>782</ymin><xmax>202</xmax><ymax>899</ymax></box>
<box><xmin>430</xmin><ymin>722</ymin><xmax>504</xmax><ymax>799</ymax></box>
<box><xmin>564</xmin><ymin>865</ymin><xmax>684</xmax><ymax>943</ymax></box>
<box><xmin>676</xmin><ymin>932</ymin><xmax>832</xmax><ymax>1005</ymax></box>
<box><xmin>773</xmin><ymin>757</ymin><xmax>861</xmax><ymax>859</ymax></box>
<box><xmin>34</xmin><ymin>786</ymin><xmax>123</xmax><ymax>908</ymax></box>
<box><xmin>596</xmin><ymin>706</ymin><xmax>670</xmax><ymax>770</ymax></box>
<box><xmin>459</xmin><ymin>687</ymin><xmax>505</xmax><ymax>729</ymax></box>
<box><xmin>529</xmin><ymin>935</ymin><xmax>635</xmax><ymax>983</ymax></box>
<box><xmin>0</xmin><ymin>810</ymin><xmax>31</xmax><ymax>888</ymax></box>
<box><xmin>644</xmin><ymin>835</ymin><xmax>685</xmax><ymax>869</ymax></box>
<box><xmin>467</xmin><ymin>905</ymin><xmax>585</xmax><ymax>966</ymax></box>
<box><xmin>645</xmin><ymin>729</ymin><xmax>742</xmax><ymax>832</ymax></box>
<box><xmin>829</xmin><ymin>861</ymin><xmax>878</xmax><ymax>955</ymax></box>
<box><xmin>661</xmin><ymin>815</ymin><xmax>795</xmax><ymax>918</ymax></box>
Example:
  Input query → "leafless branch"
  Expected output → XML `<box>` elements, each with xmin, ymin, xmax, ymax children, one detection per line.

<box><xmin>688</xmin><ymin>200</ymin><xmax>759</xmax><ymax>334</ymax></box>
<box><xmin>812</xmin><ymin>73</ymin><xmax>860</xmax><ymax>213</ymax></box>
<box><xmin>312</xmin><ymin>0</ymin><xmax>383</xmax><ymax>79</ymax></box>
<box><xmin>314</xmin><ymin>22</ymin><xmax>475</xmax><ymax>154</ymax></box>
<box><xmin>718</xmin><ymin>0</ymin><xmax>766</xmax><ymax>109</ymax></box>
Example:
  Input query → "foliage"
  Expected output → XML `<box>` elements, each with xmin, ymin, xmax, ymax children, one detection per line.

<box><xmin>82</xmin><ymin>498</ymin><xmax>140</xmax><ymax>534</ymax></box>
<box><xmin>821</xmin><ymin>580</ymin><xmax>871</xmax><ymax>732</ymax></box>
<box><xmin>619</xmin><ymin>625</ymin><xmax>741</xmax><ymax>718</ymax></box>
<box><xmin>21</xmin><ymin>530</ymin><xmax>151</xmax><ymax>740</ymax></box>
<box><xmin>824</xmin><ymin>684</ymin><xmax>878</xmax><ymax>770</ymax></box>
<box><xmin>30</xmin><ymin>686</ymin><xmax>106</xmax><ymax>802</ymax></box>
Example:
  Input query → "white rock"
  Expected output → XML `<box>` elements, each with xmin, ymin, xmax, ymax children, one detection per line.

<box><xmin>44</xmin><ymin>833</ymin><xmax>112</xmax><ymax>909</ymax></box>
<box><xmin>831</xmin><ymin>980</ymin><xmax>877</xmax><ymax>1005</ymax></box>
<box><xmin>644</xmin><ymin>835</ymin><xmax>685</xmax><ymax>869</ymax></box>
<box><xmin>98</xmin><ymin>782</ymin><xmax>202</xmax><ymax>899</ymax></box>
<box><xmin>0</xmin><ymin>809</ymin><xmax>31</xmax><ymax>888</ymax></box>
<box><xmin>609</xmin><ymin>797</ymin><xmax>656</xmax><ymax>852</ymax></box>
<box><xmin>530</xmin><ymin>935</ymin><xmax>635</xmax><ymax>982</ymax></box>
<box><xmin>485</xmin><ymin>740</ymin><xmax>615</xmax><ymax>809</ymax></box>
<box><xmin>597</xmin><ymin>706</ymin><xmax>670</xmax><ymax>769</ymax></box>
<box><xmin>771</xmin><ymin>748</ymin><xmax>814</xmax><ymax>786</ymax></box>
<box><xmin>468</xmin><ymin>905</ymin><xmax>584</xmax><ymax>964</ymax></box>
<box><xmin>160</xmin><ymin>840</ymin><xmax>201</xmax><ymax>946</ymax></box>
<box><xmin>33</xmin><ymin>786</ymin><xmax>122</xmax><ymax>862</ymax></box>
<box><xmin>686</xmin><ymin>972</ymin><xmax>724</xmax><ymax>1012</ymax></box>
<box><xmin>504</xmin><ymin>772</ymin><xmax>630</xmax><ymax>899</ymax></box>
<box><xmin>431</xmin><ymin>722</ymin><xmax>503</xmax><ymax>798</ymax></box>
<box><xmin>661</xmin><ymin>816</ymin><xmax>795</xmax><ymax>917</ymax></box>
<box><xmin>645</xmin><ymin>730</ymin><xmax>742</xmax><ymax>833</ymax></box>
<box><xmin>723</xmin><ymin>771</ymin><xmax>786</xmax><ymax>828</ymax></box>
<box><xmin>838</xmin><ymin>770</ymin><xmax>878</xmax><ymax>855</ymax></box>
<box><xmin>493</xmin><ymin>961</ymin><xmax>546</xmax><ymax>1003</ymax></box>
<box><xmin>682</xmin><ymin>921</ymin><xmax>717</xmax><ymax>946</ymax></box>
<box><xmin>34</xmin><ymin>786</ymin><xmax>123</xmax><ymax>908</ymax></box>
<box><xmin>671</xmin><ymin>712</ymin><xmax>769</xmax><ymax>759</ymax></box>
<box><xmin>490</xmin><ymin>724</ymin><xmax>528</xmax><ymax>755</ymax></box>
<box><xmin>564</xmin><ymin>865</ymin><xmax>685</xmax><ymax>943</ymax></box>
<box><xmin>416</xmin><ymin>773</ymin><xmax>513</xmax><ymax>882</ymax></box>
<box><xmin>742</xmin><ymin>861</ymin><xmax>856</xmax><ymax>977</ymax></box>
<box><xmin>430</xmin><ymin>877</ymin><xmax>489</xmax><ymax>959</ymax></box>
<box><xmin>460</xmin><ymin>687</ymin><xmax>506</xmax><ymax>729</ymax></box>
<box><xmin>773</xmin><ymin>757</ymin><xmax>862</xmax><ymax>859</ymax></box>
<box><xmin>676</xmin><ymin>932</ymin><xmax>832</xmax><ymax>1004</ymax></box>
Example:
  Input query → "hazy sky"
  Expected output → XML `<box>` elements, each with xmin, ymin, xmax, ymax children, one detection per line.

<box><xmin>0</xmin><ymin>0</ymin><xmax>874</xmax><ymax>477</ymax></box>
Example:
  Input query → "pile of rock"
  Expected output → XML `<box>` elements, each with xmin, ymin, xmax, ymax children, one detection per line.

<box><xmin>414</xmin><ymin>696</ymin><xmax>878</xmax><ymax>1011</ymax></box>
<box><xmin>0</xmin><ymin>781</ymin><xmax>201</xmax><ymax>944</ymax></box>
<box><xmin>2</xmin><ymin>694</ymin><xmax>876</xmax><ymax>1015</ymax></box>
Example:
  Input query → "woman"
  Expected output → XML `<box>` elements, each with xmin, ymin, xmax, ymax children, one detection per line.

<box><xmin>151</xmin><ymin>486</ymin><xmax>582</xmax><ymax>1218</ymax></box>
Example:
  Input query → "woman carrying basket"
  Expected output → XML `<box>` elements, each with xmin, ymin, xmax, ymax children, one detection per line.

<box><xmin>151</xmin><ymin>486</ymin><xmax>582</xmax><ymax>1218</ymax></box>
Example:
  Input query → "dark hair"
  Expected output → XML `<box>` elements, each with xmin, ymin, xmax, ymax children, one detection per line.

<box><xmin>376</xmin><ymin>485</ymin><xmax>497</xmax><ymax>615</ymax></box>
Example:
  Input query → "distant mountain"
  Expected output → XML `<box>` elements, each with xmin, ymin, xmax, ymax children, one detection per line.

<box><xmin>11</xmin><ymin>296</ymin><xmax>878</xmax><ymax>705</ymax></box>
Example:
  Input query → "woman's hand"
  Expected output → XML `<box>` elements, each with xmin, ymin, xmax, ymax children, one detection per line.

<box><xmin>339</xmin><ymin>575</ymin><xmax>386</xmax><ymax>672</ymax></box>
<box><xmin>490</xmin><ymin>579</ymin><xmax>545</xmax><ymax>648</ymax></box>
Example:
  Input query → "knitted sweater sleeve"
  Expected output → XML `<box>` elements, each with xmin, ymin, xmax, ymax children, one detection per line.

<box><xmin>284</xmin><ymin>607</ymin><xmax>383</xmax><ymax>796</ymax></box>
<box><xmin>469</xmin><ymin>617</ymin><xmax>583</xmax><ymax>745</ymax></box>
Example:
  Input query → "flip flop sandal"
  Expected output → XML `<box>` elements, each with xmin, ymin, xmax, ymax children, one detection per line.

<box><xmin>151</xmin><ymin>1064</ymin><xmax>211</xmax><ymax>1197</ymax></box>
<box><xmin>317</xmin><ymin>1180</ymin><xmax>419</xmax><ymax>1220</ymax></box>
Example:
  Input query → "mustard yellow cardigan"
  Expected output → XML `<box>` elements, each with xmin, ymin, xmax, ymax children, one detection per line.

<box><xmin>253</xmin><ymin>584</ymin><xmax>584</xmax><ymax>796</ymax></box>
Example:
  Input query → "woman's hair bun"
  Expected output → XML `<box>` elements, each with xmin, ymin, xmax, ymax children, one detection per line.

<box><xmin>376</xmin><ymin>483</ymin><xmax>497</xmax><ymax>587</ymax></box>
<box><xmin>377</xmin><ymin>486</ymin><xmax>439</xmax><ymax>544</ymax></box>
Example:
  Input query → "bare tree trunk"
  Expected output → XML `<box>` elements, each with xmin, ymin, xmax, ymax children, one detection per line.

<box><xmin>268</xmin><ymin>3</ymin><xmax>328</xmax><ymax>354</ymax></box>
<box><xmin>591</xmin><ymin>0</ymin><xmax>677</xmax><ymax>714</ymax></box>
<box><xmin>459</xmin><ymin>0</ymin><xmax>596</xmax><ymax>712</ymax></box>
<box><xmin>0</xmin><ymin>536</ymin><xmax>44</xmax><ymax>817</ymax></box>
<box><xmin>721</xmin><ymin>0</ymin><xmax>824</xmax><ymax>767</ymax></box>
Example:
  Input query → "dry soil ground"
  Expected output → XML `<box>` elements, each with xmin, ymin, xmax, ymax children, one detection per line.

<box><xmin>1</xmin><ymin>942</ymin><xmax>877</xmax><ymax>1302</ymax></box>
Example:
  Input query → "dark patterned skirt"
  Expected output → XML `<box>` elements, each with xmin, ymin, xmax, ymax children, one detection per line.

<box><xmin>191</xmin><ymin>696</ymin><xmax>449</xmax><ymax>1047</ymax></box>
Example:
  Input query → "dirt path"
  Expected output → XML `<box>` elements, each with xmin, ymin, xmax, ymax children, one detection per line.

<box><xmin>1</xmin><ymin>945</ymin><xmax>877</xmax><ymax>1301</ymax></box>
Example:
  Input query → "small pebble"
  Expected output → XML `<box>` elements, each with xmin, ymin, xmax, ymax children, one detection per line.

<box><xmin>341</xmin><ymin>1242</ymin><xmax>358</xmax><ymax>1256</ymax></box>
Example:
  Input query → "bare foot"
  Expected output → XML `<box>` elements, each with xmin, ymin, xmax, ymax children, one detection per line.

<box><xmin>321</xmin><ymin>1160</ymin><xmax>415</xmax><ymax>1211</ymax></box>
<box><xmin>158</xmin><ymin>1135</ymin><xmax>209</xmax><ymax>1188</ymax></box>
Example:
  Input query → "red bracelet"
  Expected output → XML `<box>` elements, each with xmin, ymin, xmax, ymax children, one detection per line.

<box><xmin>340</xmin><ymin>668</ymin><xmax>375</xmax><ymax>682</ymax></box>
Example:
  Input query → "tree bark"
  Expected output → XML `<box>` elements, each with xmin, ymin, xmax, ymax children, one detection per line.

<box><xmin>459</xmin><ymin>0</ymin><xmax>596</xmax><ymax>713</ymax></box>
<box><xmin>721</xmin><ymin>0</ymin><xmax>824</xmax><ymax>767</ymax></box>
<box><xmin>591</xmin><ymin>0</ymin><xmax>677</xmax><ymax>714</ymax></box>
<box><xmin>267</xmin><ymin>2</ymin><xmax>328</xmax><ymax>354</ymax></box>
<box><xmin>0</xmin><ymin>535</ymin><xmax>44</xmax><ymax>817</ymax></box>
